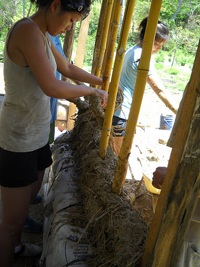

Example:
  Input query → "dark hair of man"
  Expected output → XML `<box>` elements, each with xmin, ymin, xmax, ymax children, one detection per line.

<box><xmin>139</xmin><ymin>16</ymin><xmax>169</xmax><ymax>42</ymax></box>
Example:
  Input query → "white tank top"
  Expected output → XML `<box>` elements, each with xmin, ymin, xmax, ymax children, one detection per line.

<box><xmin>0</xmin><ymin>18</ymin><xmax>57</xmax><ymax>152</ymax></box>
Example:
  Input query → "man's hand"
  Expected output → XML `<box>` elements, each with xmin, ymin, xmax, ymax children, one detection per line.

<box><xmin>152</xmin><ymin>167</ymin><xmax>167</xmax><ymax>189</ymax></box>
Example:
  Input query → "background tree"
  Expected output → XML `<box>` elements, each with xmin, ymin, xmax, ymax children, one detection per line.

<box><xmin>0</xmin><ymin>0</ymin><xmax>199</xmax><ymax>72</ymax></box>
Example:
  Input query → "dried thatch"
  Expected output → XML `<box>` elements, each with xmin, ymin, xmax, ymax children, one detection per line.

<box><xmin>67</xmin><ymin>96</ymin><xmax>148</xmax><ymax>267</ymax></box>
<box><xmin>41</xmin><ymin>95</ymin><xmax>149</xmax><ymax>266</ymax></box>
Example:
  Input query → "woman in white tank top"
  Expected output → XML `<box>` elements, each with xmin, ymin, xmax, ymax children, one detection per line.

<box><xmin>0</xmin><ymin>1</ymin><xmax>108</xmax><ymax>265</ymax></box>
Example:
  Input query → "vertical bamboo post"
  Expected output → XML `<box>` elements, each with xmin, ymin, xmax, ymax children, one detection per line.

<box><xmin>91</xmin><ymin>0</ymin><xmax>108</xmax><ymax>75</ymax></box>
<box><xmin>101</xmin><ymin>0</ymin><xmax>122</xmax><ymax>92</ymax></box>
<box><xmin>94</xmin><ymin>0</ymin><xmax>114</xmax><ymax>78</ymax></box>
<box><xmin>99</xmin><ymin>0</ymin><xmax>137</xmax><ymax>159</ymax></box>
<box><xmin>141</xmin><ymin>40</ymin><xmax>200</xmax><ymax>267</ymax></box>
<box><xmin>100</xmin><ymin>0</ymin><xmax>115</xmax><ymax>80</ymax></box>
<box><xmin>112</xmin><ymin>0</ymin><xmax>163</xmax><ymax>194</ymax></box>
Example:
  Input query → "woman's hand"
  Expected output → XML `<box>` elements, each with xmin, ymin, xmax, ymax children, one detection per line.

<box><xmin>66</xmin><ymin>87</ymin><xmax>108</xmax><ymax>108</ymax></box>
<box><xmin>92</xmin><ymin>88</ymin><xmax>108</xmax><ymax>108</ymax></box>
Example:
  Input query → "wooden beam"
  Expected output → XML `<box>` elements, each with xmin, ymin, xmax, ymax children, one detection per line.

<box><xmin>142</xmin><ymin>40</ymin><xmax>200</xmax><ymax>267</ymax></box>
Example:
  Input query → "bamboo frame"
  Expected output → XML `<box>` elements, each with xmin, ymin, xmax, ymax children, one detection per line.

<box><xmin>91</xmin><ymin>0</ymin><xmax>108</xmax><ymax>75</ymax></box>
<box><xmin>112</xmin><ymin>0</ymin><xmax>163</xmax><ymax>194</ymax></box>
<box><xmin>99</xmin><ymin>0</ymin><xmax>137</xmax><ymax>159</ymax></box>
<box><xmin>101</xmin><ymin>0</ymin><xmax>122</xmax><ymax>92</ymax></box>
<box><xmin>100</xmin><ymin>0</ymin><xmax>116</xmax><ymax>80</ymax></box>
<box><xmin>94</xmin><ymin>0</ymin><xmax>114</xmax><ymax>78</ymax></box>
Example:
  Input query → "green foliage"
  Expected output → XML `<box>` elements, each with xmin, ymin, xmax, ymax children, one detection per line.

<box><xmin>0</xmin><ymin>0</ymin><xmax>35</xmax><ymax>62</ymax></box>
<box><xmin>156</xmin><ymin>63</ymin><xmax>191</xmax><ymax>92</ymax></box>
<box><xmin>155</xmin><ymin>62</ymin><xmax>163</xmax><ymax>70</ymax></box>
<box><xmin>175</xmin><ymin>49</ymin><xmax>195</xmax><ymax>67</ymax></box>
<box><xmin>89</xmin><ymin>2</ymin><xmax>102</xmax><ymax>36</ymax></box>
<box><xmin>166</xmin><ymin>66</ymin><xmax>179</xmax><ymax>75</ymax></box>
<box><xmin>83</xmin><ymin>34</ymin><xmax>94</xmax><ymax>67</ymax></box>
<box><xmin>0</xmin><ymin>0</ymin><xmax>18</xmax><ymax>58</ymax></box>
<box><xmin>82</xmin><ymin>1</ymin><xmax>101</xmax><ymax>68</ymax></box>
<box><xmin>0</xmin><ymin>0</ymin><xmax>199</xmax><ymax>82</ymax></box>
<box><xmin>154</xmin><ymin>50</ymin><xmax>165</xmax><ymax>63</ymax></box>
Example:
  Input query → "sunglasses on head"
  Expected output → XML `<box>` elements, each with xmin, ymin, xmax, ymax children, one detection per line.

<box><xmin>65</xmin><ymin>2</ymin><xmax>90</xmax><ymax>20</ymax></box>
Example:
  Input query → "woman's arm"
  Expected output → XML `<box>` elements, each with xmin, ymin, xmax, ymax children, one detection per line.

<box><xmin>51</xmin><ymin>43</ymin><xmax>102</xmax><ymax>86</ymax></box>
<box><xmin>147</xmin><ymin>74</ymin><xmax>177</xmax><ymax>114</ymax></box>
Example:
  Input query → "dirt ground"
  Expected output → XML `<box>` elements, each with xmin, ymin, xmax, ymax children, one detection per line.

<box><xmin>0</xmin><ymin>76</ymin><xmax>183</xmax><ymax>266</ymax></box>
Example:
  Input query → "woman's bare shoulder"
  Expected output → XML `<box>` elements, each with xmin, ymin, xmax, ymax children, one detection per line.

<box><xmin>12</xmin><ymin>18</ymin><xmax>41</xmax><ymax>39</ymax></box>
<box><xmin>7</xmin><ymin>18</ymin><xmax>45</xmax><ymax>66</ymax></box>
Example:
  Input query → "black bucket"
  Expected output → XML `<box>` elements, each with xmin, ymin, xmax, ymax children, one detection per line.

<box><xmin>159</xmin><ymin>114</ymin><xmax>174</xmax><ymax>130</ymax></box>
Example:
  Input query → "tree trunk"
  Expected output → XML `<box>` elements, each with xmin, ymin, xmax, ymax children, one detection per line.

<box><xmin>62</xmin><ymin>24</ymin><xmax>76</xmax><ymax>131</ymax></box>
<box><xmin>66</xmin><ymin>14</ymin><xmax>91</xmax><ymax>131</ymax></box>
<box><xmin>63</xmin><ymin>23</ymin><xmax>76</xmax><ymax>64</ymax></box>
<box><xmin>74</xmin><ymin>13</ymin><xmax>91</xmax><ymax>68</ymax></box>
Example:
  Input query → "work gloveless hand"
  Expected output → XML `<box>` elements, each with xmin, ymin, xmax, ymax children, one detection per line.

<box><xmin>152</xmin><ymin>166</ymin><xmax>167</xmax><ymax>189</ymax></box>
<box><xmin>92</xmin><ymin>87</ymin><xmax>108</xmax><ymax>109</ymax></box>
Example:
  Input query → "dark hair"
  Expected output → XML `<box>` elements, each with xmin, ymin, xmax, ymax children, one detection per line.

<box><xmin>139</xmin><ymin>17</ymin><xmax>169</xmax><ymax>42</ymax></box>
<box><xmin>30</xmin><ymin>0</ymin><xmax>91</xmax><ymax>20</ymax></box>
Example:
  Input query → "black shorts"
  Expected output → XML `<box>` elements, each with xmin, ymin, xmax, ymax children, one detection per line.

<box><xmin>0</xmin><ymin>143</ymin><xmax>52</xmax><ymax>188</ymax></box>
<box><xmin>112</xmin><ymin>116</ymin><xmax>127</xmax><ymax>137</ymax></box>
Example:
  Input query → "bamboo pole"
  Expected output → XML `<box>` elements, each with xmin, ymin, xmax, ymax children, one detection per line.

<box><xmin>112</xmin><ymin>0</ymin><xmax>163</xmax><ymax>194</ymax></box>
<box><xmin>101</xmin><ymin>0</ymin><xmax>122</xmax><ymax>92</ymax></box>
<box><xmin>91</xmin><ymin>0</ymin><xmax>107</xmax><ymax>75</ymax></box>
<box><xmin>100</xmin><ymin>0</ymin><xmax>116</xmax><ymax>79</ymax></box>
<box><xmin>99</xmin><ymin>0</ymin><xmax>137</xmax><ymax>159</ymax></box>
<box><xmin>94</xmin><ymin>0</ymin><xmax>114</xmax><ymax>78</ymax></box>
<box><xmin>141</xmin><ymin>40</ymin><xmax>200</xmax><ymax>267</ymax></box>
